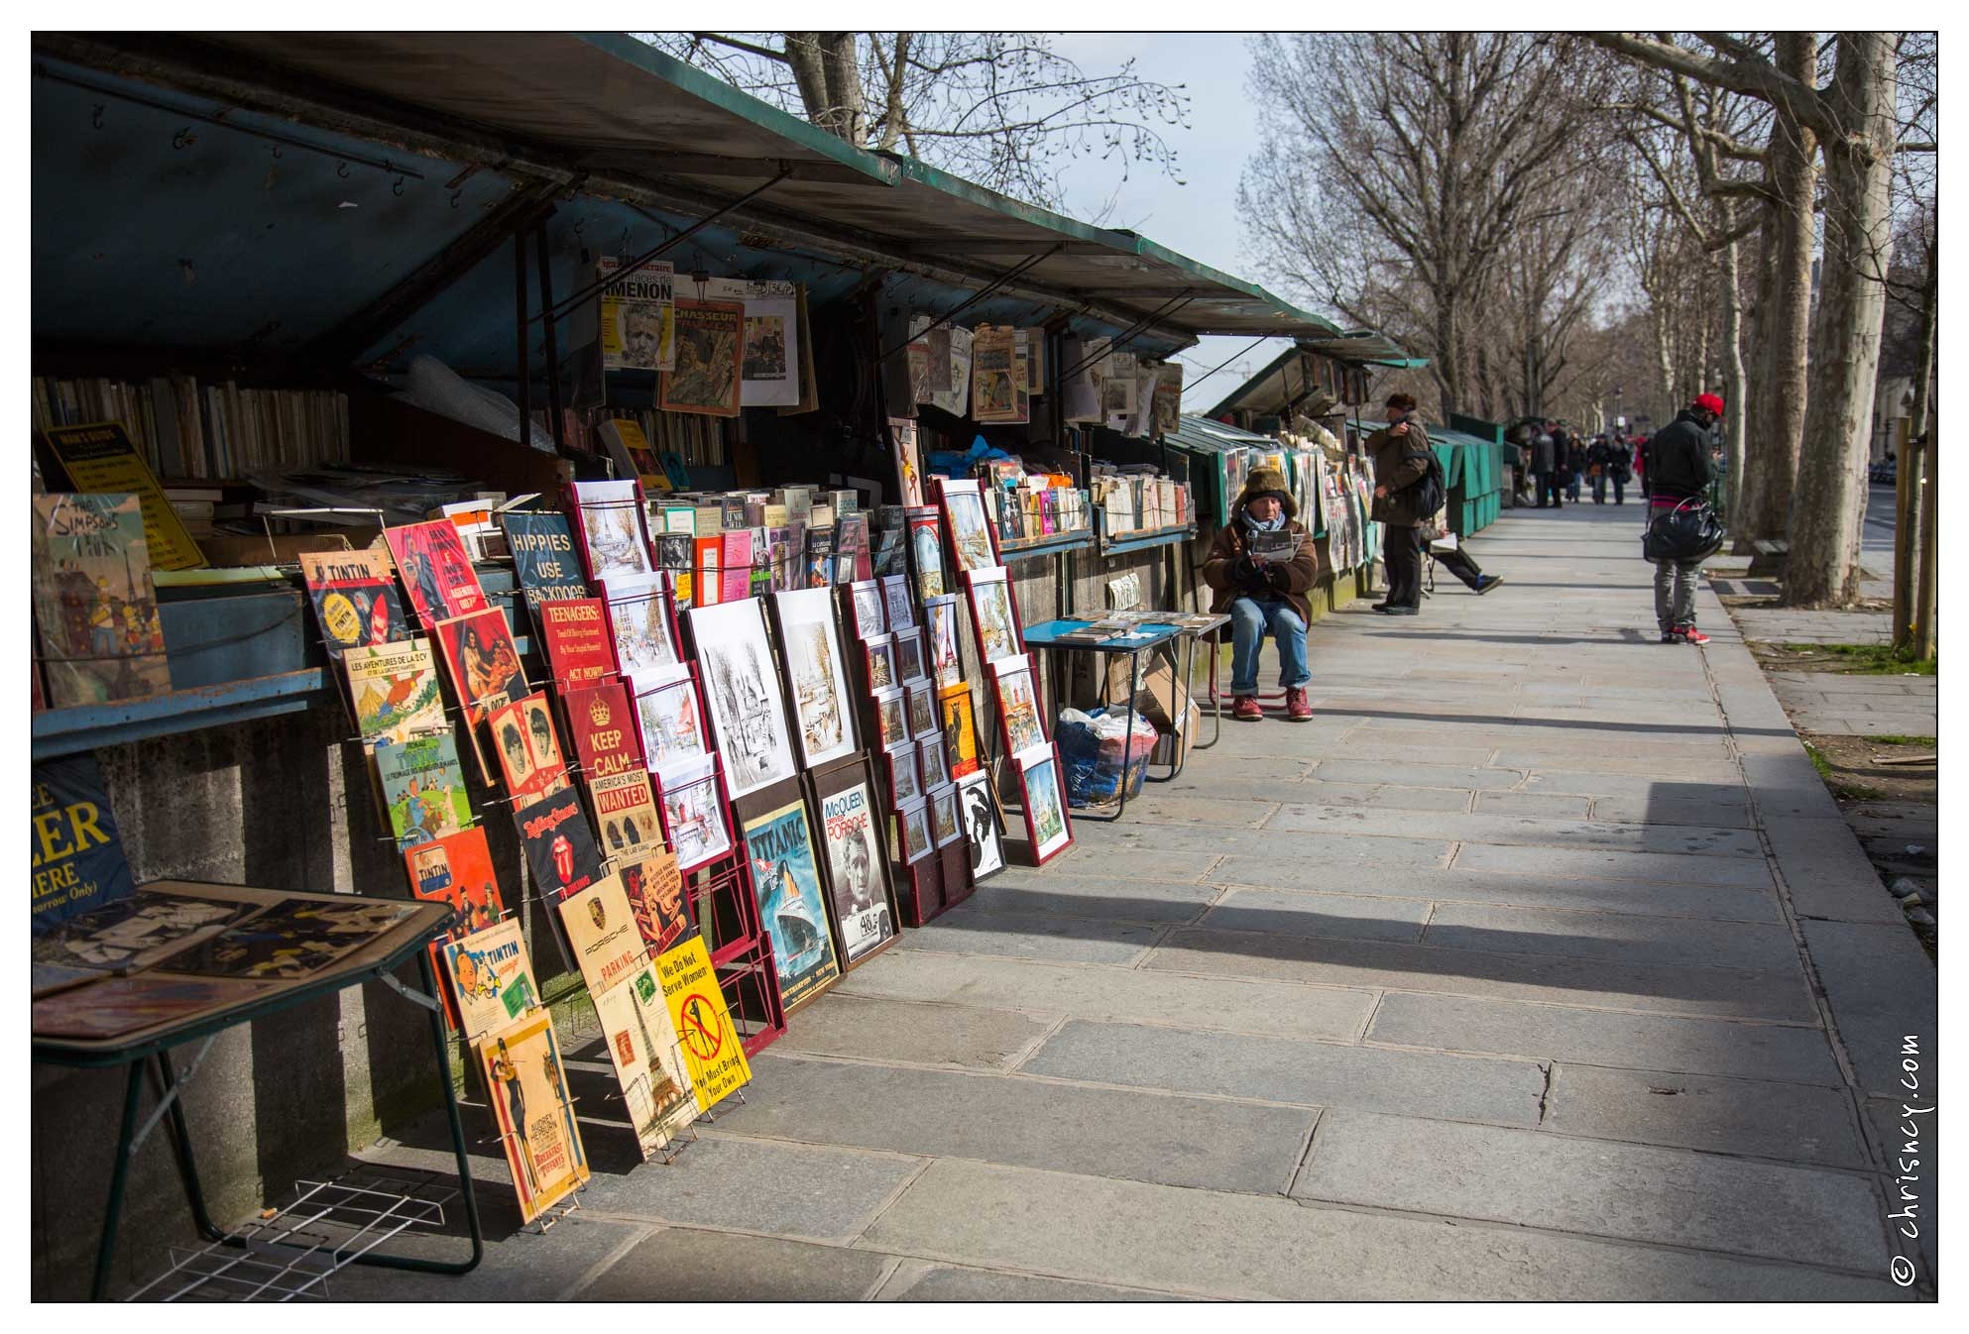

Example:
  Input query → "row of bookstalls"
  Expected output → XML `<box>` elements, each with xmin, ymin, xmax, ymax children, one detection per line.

<box><xmin>28</xmin><ymin>31</ymin><xmax>1418</xmax><ymax>1295</ymax></box>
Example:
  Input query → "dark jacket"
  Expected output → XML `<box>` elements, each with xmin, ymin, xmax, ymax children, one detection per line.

<box><xmin>1530</xmin><ymin>433</ymin><xmax>1555</xmax><ymax>474</ymax></box>
<box><xmin>1644</xmin><ymin>410</ymin><xmax>1718</xmax><ymax>500</ymax></box>
<box><xmin>1367</xmin><ymin>420</ymin><xmax>1433</xmax><ymax>528</ymax></box>
<box><xmin>1203</xmin><ymin>507</ymin><xmax>1320</xmax><ymax>624</ymax></box>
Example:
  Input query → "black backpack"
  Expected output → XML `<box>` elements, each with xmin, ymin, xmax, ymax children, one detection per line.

<box><xmin>1404</xmin><ymin>446</ymin><xmax>1446</xmax><ymax>521</ymax></box>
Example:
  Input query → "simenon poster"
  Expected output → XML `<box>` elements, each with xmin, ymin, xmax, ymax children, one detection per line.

<box><xmin>384</xmin><ymin>519</ymin><xmax>486</xmax><ymax>628</ymax></box>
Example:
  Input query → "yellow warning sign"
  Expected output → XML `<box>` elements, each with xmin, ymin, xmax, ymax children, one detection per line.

<box><xmin>655</xmin><ymin>935</ymin><xmax>751</xmax><ymax>1110</ymax></box>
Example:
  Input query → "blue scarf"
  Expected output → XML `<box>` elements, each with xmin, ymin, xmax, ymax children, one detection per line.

<box><xmin>1242</xmin><ymin>509</ymin><xmax>1286</xmax><ymax>534</ymax></box>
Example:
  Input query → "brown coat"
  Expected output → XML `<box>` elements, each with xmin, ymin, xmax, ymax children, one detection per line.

<box><xmin>1368</xmin><ymin>420</ymin><xmax>1433</xmax><ymax>528</ymax></box>
<box><xmin>1202</xmin><ymin>503</ymin><xmax>1321</xmax><ymax>624</ymax></box>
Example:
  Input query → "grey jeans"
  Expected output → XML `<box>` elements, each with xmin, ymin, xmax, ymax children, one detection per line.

<box><xmin>1653</xmin><ymin>558</ymin><xmax>1702</xmax><ymax>632</ymax></box>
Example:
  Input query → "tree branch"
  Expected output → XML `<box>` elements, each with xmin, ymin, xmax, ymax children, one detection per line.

<box><xmin>1585</xmin><ymin>32</ymin><xmax>1835</xmax><ymax>138</ymax></box>
<box><xmin>690</xmin><ymin>31</ymin><xmax>787</xmax><ymax>64</ymax></box>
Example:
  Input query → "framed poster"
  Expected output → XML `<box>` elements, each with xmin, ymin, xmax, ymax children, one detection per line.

<box><xmin>475</xmin><ymin>1010</ymin><xmax>590</xmax><ymax>1225</ymax></box>
<box><xmin>1015</xmin><ymin>742</ymin><xmax>1075</xmax><ymax>865</ymax></box>
<box><xmin>906</xmin><ymin>505</ymin><xmax>945</xmax><ymax>601</ymax></box>
<box><xmin>656</xmin><ymin>753</ymin><xmax>733</xmax><ymax>873</ymax></box>
<box><xmin>906</xmin><ymin>682</ymin><xmax>938</xmax><ymax>739</ymax></box>
<box><xmin>880</xmin><ymin>574</ymin><xmax>915</xmax><ymax>630</ymax></box>
<box><xmin>441</xmin><ymin>918</ymin><xmax>540</xmax><ymax>1042</ymax></box>
<box><xmin>956</xmin><ymin>770</ymin><xmax>1007</xmax><ymax>882</ymax></box>
<box><xmin>556</xmin><ymin>871</ymin><xmax>647</xmax><ymax>997</ymax></box>
<box><xmin>893</xmin><ymin>628</ymin><xmax>928</xmax><ymax>686</ymax></box>
<box><xmin>871</xmin><ymin>686</ymin><xmax>910</xmax><ymax>750</ymax></box>
<box><xmin>917</xmin><ymin>732</ymin><xmax>951</xmax><ymax>791</ymax></box>
<box><xmin>862</xmin><ymin>634</ymin><xmax>898</xmax><ymax>693</ymax></box>
<box><xmin>568</xmin><ymin>480</ymin><xmax>654</xmax><ymax>581</ymax></box>
<box><xmin>992</xmin><ymin>654</ymin><xmax>1048</xmax><ymax>755</ymax></box>
<box><xmin>937</xmin><ymin>683</ymin><xmax>982</xmax><ymax>778</ymax></box>
<box><xmin>591</xmin><ymin>964</ymin><xmax>701</xmax><ymax>1161</ymax></box>
<box><xmin>896</xmin><ymin>798</ymin><xmax>934</xmax><ymax>865</ymax></box>
<box><xmin>937</xmin><ymin>477</ymin><xmax>999</xmax><ymax>574</ymax></box>
<box><xmin>848</xmin><ymin>580</ymin><xmax>887</xmax><ymax>639</ymax></box>
<box><xmin>966</xmin><ymin>566</ymin><xmax>1024</xmax><ymax>666</ymax></box>
<box><xmin>602</xmin><ymin>572</ymin><xmax>679</xmax><ymax>677</ymax></box>
<box><xmin>771</xmin><ymin>587</ymin><xmax>858</xmax><ymax>770</ymax></box>
<box><xmin>923</xmin><ymin>594</ymin><xmax>964</xmax><ymax>689</ymax></box>
<box><xmin>620</xmin><ymin>848</ymin><xmax>694</xmax><ymax>955</ymax></box>
<box><xmin>628</xmin><ymin>665</ymin><xmax>707</xmax><ymax>771</ymax></box>
<box><xmin>811</xmin><ymin>759</ymin><xmax>898</xmax><ymax>969</ymax></box>
<box><xmin>487</xmin><ymin>693</ymin><xmax>571</xmax><ymax>805</ymax></box>
<box><xmin>384</xmin><ymin>518</ymin><xmax>487</xmax><ymax>628</ymax></box>
<box><xmin>537</xmin><ymin>598</ymin><xmax>615</xmax><ymax>691</ymax></box>
<box><xmin>739</xmin><ymin>793</ymin><xmax>842</xmax><ymax>1013</ymax></box>
<box><xmin>883</xmin><ymin>741</ymin><xmax>922</xmax><ymax>806</ymax></box>
<box><xmin>687</xmin><ymin>599</ymin><xmax>798</xmax><ymax>800</ymax></box>
<box><xmin>514</xmin><ymin>786</ymin><xmax>603</xmax><ymax>900</ymax></box>
<box><xmin>432</xmin><ymin>606</ymin><xmax>527</xmax><ymax>783</ymax></box>
<box><xmin>927</xmin><ymin>783</ymin><xmax>962</xmax><ymax>849</ymax></box>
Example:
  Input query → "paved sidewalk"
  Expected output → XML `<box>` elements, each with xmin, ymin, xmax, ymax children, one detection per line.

<box><xmin>347</xmin><ymin>502</ymin><xmax>1934</xmax><ymax>1301</ymax></box>
<box><xmin>1764</xmin><ymin>671</ymin><xmax>1937</xmax><ymax>738</ymax></box>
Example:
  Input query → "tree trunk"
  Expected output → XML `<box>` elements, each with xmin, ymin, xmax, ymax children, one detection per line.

<box><xmin>817</xmin><ymin>33</ymin><xmax>866</xmax><ymax>144</ymax></box>
<box><xmin>1718</xmin><ymin>232</ymin><xmax>1747</xmax><ymax>530</ymax></box>
<box><xmin>1784</xmin><ymin>33</ymin><xmax>1897</xmax><ymax>608</ymax></box>
<box><xmin>1737</xmin><ymin>33</ymin><xmax>1819</xmax><ymax>549</ymax></box>
<box><xmin>1434</xmin><ymin>295</ymin><xmax>1461</xmax><ymax>418</ymax></box>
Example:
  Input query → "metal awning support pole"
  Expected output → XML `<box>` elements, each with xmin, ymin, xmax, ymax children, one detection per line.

<box><xmin>534</xmin><ymin>221</ymin><xmax>565</xmax><ymax>452</ymax></box>
<box><xmin>515</xmin><ymin>231</ymin><xmax>531</xmax><ymax>453</ymax></box>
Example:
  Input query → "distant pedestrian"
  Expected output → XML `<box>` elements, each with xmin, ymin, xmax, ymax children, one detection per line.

<box><xmin>1532</xmin><ymin>421</ymin><xmax>1560</xmax><ymax>508</ymax></box>
<box><xmin>1202</xmin><ymin>467</ymin><xmax>1320</xmax><ymax>722</ymax></box>
<box><xmin>1367</xmin><ymin>393</ymin><xmax>1435</xmax><ymax>616</ymax></box>
<box><xmin>1645</xmin><ymin>393</ymin><xmax>1723</xmax><ymax>645</ymax></box>
<box><xmin>1587</xmin><ymin>435</ymin><xmax>1614</xmax><ymax>503</ymax></box>
<box><xmin>1561</xmin><ymin>426</ymin><xmax>1586</xmax><ymax>502</ymax></box>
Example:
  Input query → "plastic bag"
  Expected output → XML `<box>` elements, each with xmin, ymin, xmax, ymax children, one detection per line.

<box><xmin>1055</xmin><ymin>707</ymin><xmax>1160</xmax><ymax>808</ymax></box>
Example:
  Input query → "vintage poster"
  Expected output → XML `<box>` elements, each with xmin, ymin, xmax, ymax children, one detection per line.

<box><xmin>1017</xmin><ymin>742</ymin><xmax>1073</xmax><ymax>862</ymax></box>
<box><xmin>299</xmin><ymin>549</ymin><xmax>410</xmax><ymax>661</ymax></box>
<box><xmin>404</xmin><ymin>825</ymin><xmax>504</xmax><ymax>1027</ymax></box>
<box><xmin>568</xmin><ymin>480</ymin><xmax>653</xmax><ymax>581</ymax></box>
<box><xmin>375</xmin><ymin>735</ymin><xmax>473</xmax><ymax>850</ymax></box>
<box><xmin>442</xmin><ymin>918</ymin><xmax>539</xmax><ymax>1041</ymax></box>
<box><xmin>655</xmin><ymin>935</ymin><xmax>752</xmax><ymax>1110</ymax></box>
<box><xmin>343</xmin><ymin>637</ymin><xmax>448</xmax><ymax>745</ymax></box>
<box><xmin>31</xmin><ymin>493</ymin><xmax>170</xmax><ymax>709</ymax></box>
<box><xmin>773</xmin><ymin>588</ymin><xmax>857</xmax><ymax>770</ymax></box>
<box><xmin>539</xmin><ymin>598</ymin><xmax>615</xmax><ymax>690</ymax></box>
<box><xmin>907</xmin><ymin>313</ymin><xmax>953</xmax><ymax>401</ymax></box>
<box><xmin>592</xmin><ymin>965</ymin><xmax>701</xmax><ymax>1160</ymax></box>
<box><xmin>906</xmin><ymin>506</ymin><xmax>944</xmax><ymax>601</ymax></box>
<box><xmin>515</xmin><ymin>787</ymin><xmax>603</xmax><ymax>901</ymax></box>
<box><xmin>957</xmin><ymin>770</ymin><xmax>1007</xmax><ymax>880</ymax></box>
<box><xmin>849</xmin><ymin>580</ymin><xmax>886</xmax><ymax>639</ymax></box>
<box><xmin>720</xmin><ymin>529</ymin><xmax>756</xmax><ymax>603</ymax></box>
<box><xmin>660</xmin><ymin>299</ymin><xmax>744</xmax><ymax>418</ymax></box>
<box><xmin>939</xmin><ymin>481</ymin><xmax>997</xmax><ymax>574</ymax></box>
<box><xmin>474</xmin><ymin>1010</ymin><xmax>590</xmax><ymax>1225</ymax></box>
<box><xmin>970</xmin><ymin>325</ymin><xmax>1028</xmax><ymax>424</ymax></box>
<box><xmin>1151</xmin><ymin>361</ymin><xmax>1184</xmax><ymax>438</ymax></box>
<box><xmin>924</xmin><ymin>595</ymin><xmax>964</xmax><ymax>688</ymax></box>
<box><xmin>433</xmin><ymin>607</ymin><xmax>527</xmax><ymax>783</ymax></box>
<box><xmin>817</xmin><ymin>778</ymin><xmax>894</xmax><ymax>965</ymax></box>
<box><xmin>741</xmin><ymin>799</ymin><xmax>841</xmax><ymax>1012</ymax></box>
<box><xmin>33</xmin><ymin>974</ymin><xmax>278</xmax><ymax>1041</ymax></box>
<box><xmin>592</xmin><ymin>765</ymin><xmax>663</xmax><ymax>863</ymax></box>
<box><xmin>565</xmin><ymin>681</ymin><xmax>645</xmax><ymax>783</ymax></box>
<box><xmin>704</xmin><ymin>277</ymin><xmax>800</xmax><ymax>409</ymax></box>
<box><xmin>621</xmin><ymin>848</ymin><xmax>693</xmax><ymax>955</ymax></box>
<box><xmin>31</xmin><ymin>753</ymin><xmax>136</xmax><ymax>929</ymax></box>
<box><xmin>169</xmin><ymin>897</ymin><xmax>418</xmax><ymax>981</ymax></box>
<box><xmin>687</xmin><ymin>600</ymin><xmax>798</xmax><ymax>800</ymax></box>
<box><xmin>629</xmin><ymin>665</ymin><xmax>706</xmax><ymax>771</ymax></box>
<box><xmin>967</xmin><ymin>568</ymin><xmax>1023</xmax><ymax>665</ymax></box>
<box><xmin>937</xmin><ymin>684</ymin><xmax>983</xmax><ymax>779</ymax></box>
<box><xmin>597</xmin><ymin>256</ymin><xmax>676</xmax><ymax>372</ymax></box>
<box><xmin>993</xmin><ymin>656</ymin><xmax>1047</xmax><ymax>754</ymax></box>
<box><xmin>881</xmin><ymin>574</ymin><xmax>915</xmax><ymax>630</ymax></box>
<box><xmin>923</xmin><ymin>325</ymin><xmax>973</xmax><ymax>418</ymax></box>
<box><xmin>488</xmin><ymin>693</ymin><xmax>571</xmax><ymax>805</ymax></box>
<box><xmin>32</xmin><ymin>889</ymin><xmax>248</xmax><ymax>977</ymax></box>
<box><xmin>500</xmin><ymin>511</ymin><xmax>589</xmax><ymax>620</ymax></box>
<box><xmin>907</xmin><ymin>683</ymin><xmax>938</xmax><ymax>739</ymax></box>
<box><xmin>37</xmin><ymin>421</ymin><xmax>205</xmax><ymax>570</ymax></box>
<box><xmin>556</xmin><ymin>872</ymin><xmax>648</xmax><ymax>997</ymax></box>
<box><xmin>835</xmin><ymin>512</ymin><xmax>871</xmax><ymax>584</ymax></box>
<box><xmin>889</xmin><ymin>416</ymin><xmax>925</xmax><ymax>507</ymax></box>
<box><xmin>656</xmin><ymin>754</ymin><xmax>731</xmax><ymax>873</ymax></box>
<box><xmin>603</xmin><ymin>573</ymin><xmax>678</xmax><ymax>676</ymax></box>
<box><xmin>384</xmin><ymin>519</ymin><xmax>487</xmax><ymax>628</ymax></box>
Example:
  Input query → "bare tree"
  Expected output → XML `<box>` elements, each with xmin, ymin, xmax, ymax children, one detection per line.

<box><xmin>643</xmin><ymin>32</ymin><xmax>1190</xmax><ymax>208</ymax></box>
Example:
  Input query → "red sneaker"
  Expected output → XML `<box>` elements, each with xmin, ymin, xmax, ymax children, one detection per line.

<box><xmin>1284</xmin><ymin>687</ymin><xmax>1314</xmax><ymax>722</ymax></box>
<box><xmin>1232</xmin><ymin>695</ymin><xmax>1264</xmax><ymax>722</ymax></box>
<box><xmin>1677</xmin><ymin>626</ymin><xmax>1711</xmax><ymax>645</ymax></box>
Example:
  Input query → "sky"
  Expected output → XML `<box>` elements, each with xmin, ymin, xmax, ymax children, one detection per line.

<box><xmin>1046</xmin><ymin>32</ymin><xmax>1300</xmax><ymax>414</ymax></box>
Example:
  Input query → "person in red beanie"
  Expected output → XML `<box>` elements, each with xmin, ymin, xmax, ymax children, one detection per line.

<box><xmin>1644</xmin><ymin>393</ymin><xmax>1722</xmax><ymax>644</ymax></box>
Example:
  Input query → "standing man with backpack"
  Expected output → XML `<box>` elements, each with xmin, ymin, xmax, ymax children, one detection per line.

<box><xmin>1645</xmin><ymin>393</ymin><xmax>1723</xmax><ymax>644</ymax></box>
<box><xmin>1368</xmin><ymin>393</ymin><xmax>1441</xmax><ymax>616</ymax></box>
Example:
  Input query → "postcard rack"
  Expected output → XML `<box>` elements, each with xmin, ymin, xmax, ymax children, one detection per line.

<box><xmin>122</xmin><ymin>1167</ymin><xmax>456</xmax><ymax>1302</ymax></box>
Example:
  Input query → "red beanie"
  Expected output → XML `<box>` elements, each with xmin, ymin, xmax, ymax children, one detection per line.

<box><xmin>1693</xmin><ymin>393</ymin><xmax>1725</xmax><ymax>416</ymax></box>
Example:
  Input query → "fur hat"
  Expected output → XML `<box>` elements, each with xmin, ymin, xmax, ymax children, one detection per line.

<box><xmin>1235</xmin><ymin>467</ymin><xmax>1296</xmax><ymax>520</ymax></box>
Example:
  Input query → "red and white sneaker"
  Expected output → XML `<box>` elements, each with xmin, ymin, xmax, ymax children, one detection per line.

<box><xmin>1673</xmin><ymin>625</ymin><xmax>1711</xmax><ymax>645</ymax></box>
<box><xmin>1232</xmin><ymin>695</ymin><xmax>1264</xmax><ymax>722</ymax></box>
<box><xmin>1284</xmin><ymin>687</ymin><xmax>1314</xmax><ymax>722</ymax></box>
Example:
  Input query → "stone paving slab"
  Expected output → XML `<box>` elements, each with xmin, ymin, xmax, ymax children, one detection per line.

<box><xmin>1546</xmin><ymin>1063</ymin><xmax>1866</xmax><ymax>1167</ymax></box>
<box><xmin>1797</xmin><ymin>920</ymin><xmax>1940</xmax><ymax>1102</ymax></box>
<box><xmin>1145</xmin><ymin>927</ymin><xmax>1817</xmax><ymax>1022</ymax></box>
<box><xmin>1038</xmin><ymin>845</ymin><xmax>1222</xmax><ymax>883</ymax></box>
<box><xmin>1488</xmin><ymin>751</ymin><xmax>1745</xmax><ymax>781</ymax></box>
<box><xmin>1310</xmin><ymin>758</ymin><xmax>1526</xmax><ymax>789</ymax></box>
<box><xmin>1452</xmin><ymin>841</ymin><xmax>1775</xmax><ymax>889</ymax></box>
<box><xmin>1196</xmin><ymin>887</ymin><xmax>1432</xmax><ymax>943</ymax></box>
<box><xmin>1287</xmin><ymin>780</ymin><xmax>1477</xmax><ymax>812</ymax></box>
<box><xmin>318</xmin><ymin>1215</ymin><xmax>652</xmax><ymax>1301</ymax></box>
<box><xmin>1293</xmin><ymin>1111</ymin><xmax>1890</xmax><ymax>1272</ymax></box>
<box><xmin>1074</xmin><ymin>819</ymin><xmax>1455</xmax><ymax>868</ymax></box>
<box><xmin>894</xmin><ymin>909</ymin><xmax>1163</xmax><ymax>965</ymax></box>
<box><xmin>774</xmin><ymin>995</ymin><xmax>1055</xmax><ymax>1070</ymax></box>
<box><xmin>1762</xmin><ymin>816</ymin><xmax>1903</xmax><ymax>924</ymax></box>
<box><xmin>1100</xmin><ymin>793</ymin><xmax>1279</xmax><ymax>827</ymax></box>
<box><xmin>835</xmin><ymin>949</ymin><xmax>1376</xmax><ymax>1043</ymax></box>
<box><xmin>1472</xmin><ymin>790</ymin><xmax>1593</xmax><ymax>818</ymax></box>
<box><xmin>1018</xmin><ymin>1018</ymin><xmax>1546</xmax><ymax>1125</ymax></box>
<box><xmin>1364</xmin><ymin>992</ymin><xmax>1835</xmax><ymax>1084</ymax></box>
<box><xmin>961</xmin><ymin>875</ymin><xmax>1221</xmax><ymax>924</ymax></box>
<box><xmin>1324</xmin><ymin>740</ymin><xmax>1502</xmax><ymax>767</ymax></box>
<box><xmin>581</xmin><ymin>1227</ymin><xmax>896</xmax><ymax>1301</ymax></box>
<box><xmin>1209</xmin><ymin>863</ymin><xmax>1783</xmax><ymax>923</ymax></box>
<box><xmin>1586</xmin><ymin>796</ymin><xmax>1757</xmax><ymax>829</ymax></box>
<box><xmin>1419</xmin><ymin>902</ymin><xmax>1801</xmax><ymax>970</ymax></box>
<box><xmin>1731</xmin><ymin>609</ymin><xmax>1892</xmax><ymax>644</ymax></box>
<box><xmin>1267</xmin><ymin>803</ymin><xmax>1764</xmax><ymax>859</ymax></box>
<box><xmin>716</xmin><ymin>1054</ymin><xmax>1315</xmax><ymax>1195</ymax></box>
<box><xmin>857</xmin><ymin>1158</ymin><xmax>1897</xmax><ymax>1300</ymax></box>
<box><xmin>1519</xmin><ymin>772</ymin><xmax>1748</xmax><ymax>804</ymax></box>
<box><xmin>884</xmin><ymin>1262</ymin><xmax>1184</xmax><ymax>1301</ymax></box>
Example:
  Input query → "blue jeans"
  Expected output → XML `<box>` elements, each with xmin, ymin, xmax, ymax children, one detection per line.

<box><xmin>1229</xmin><ymin>597</ymin><xmax>1310</xmax><ymax>695</ymax></box>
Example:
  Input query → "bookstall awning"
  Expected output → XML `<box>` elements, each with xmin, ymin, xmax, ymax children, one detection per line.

<box><xmin>1206</xmin><ymin>335</ymin><xmax>1425</xmax><ymax>420</ymax></box>
<box><xmin>34</xmin><ymin>31</ymin><xmax>1348</xmax><ymax>374</ymax></box>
